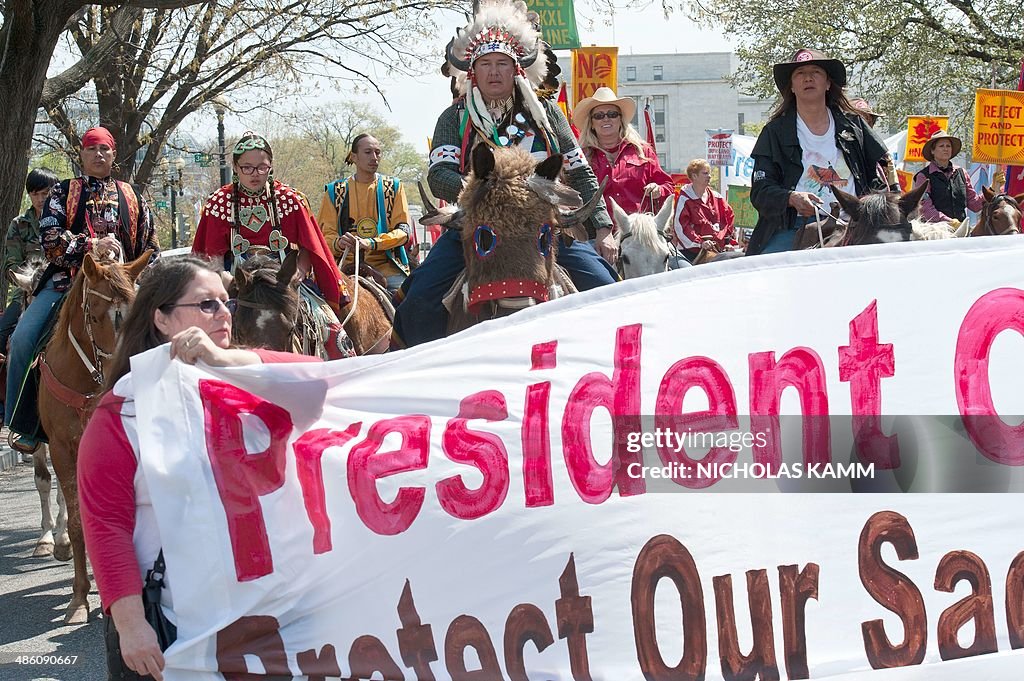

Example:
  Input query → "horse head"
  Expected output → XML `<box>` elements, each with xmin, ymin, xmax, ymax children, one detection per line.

<box><xmin>611</xmin><ymin>196</ymin><xmax>675</xmax><ymax>278</ymax></box>
<box><xmin>230</xmin><ymin>251</ymin><xmax>307</xmax><ymax>351</ymax></box>
<box><xmin>456</xmin><ymin>144</ymin><xmax>584</xmax><ymax>318</ymax></box>
<box><xmin>975</xmin><ymin>186</ymin><xmax>1023</xmax><ymax>236</ymax></box>
<box><xmin>832</xmin><ymin>183</ymin><xmax>926</xmax><ymax>246</ymax></box>
<box><xmin>8</xmin><ymin>254</ymin><xmax>47</xmax><ymax>304</ymax></box>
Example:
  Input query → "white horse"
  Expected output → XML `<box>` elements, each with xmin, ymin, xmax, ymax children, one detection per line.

<box><xmin>8</xmin><ymin>257</ymin><xmax>70</xmax><ymax>559</ymax></box>
<box><xmin>611</xmin><ymin>196</ymin><xmax>680</xmax><ymax>279</ymax></box>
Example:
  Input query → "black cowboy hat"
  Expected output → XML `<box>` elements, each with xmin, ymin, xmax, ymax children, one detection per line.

<box><xmin>773</xmin><ymin>48</ymin><xmax>847</xmax><ymax>92</ymax></box>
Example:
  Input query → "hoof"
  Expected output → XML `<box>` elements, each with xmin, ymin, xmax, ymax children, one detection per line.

<box><xmin>64</xmin><ymin>602</ymin><xmax>89</xmax><ymax>625</ymax></box>
<box><xmin>32</xmin><ymin>541</ymin><xmax>55</xmax><ymax>558</ymax></box>
<box><xmin>53</xmin><ymin>543</ymin><xmax>73</xmax><ymax>562</ymax></box>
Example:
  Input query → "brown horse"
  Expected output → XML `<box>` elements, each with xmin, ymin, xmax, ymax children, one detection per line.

<box><xmin>38</xmin><ymin>250</ymin><xmax>151</xmax><ymax>624</ymax></box>
<box><xmin>420</xmin><ymin>144</ymin><xmax>602</xmax><ymax>334</ymax></box>
<box><xmin>973</xmin><ymin>186</ymin><xmax>1023</xmax><ymax>236</ymax></box>
<box><xmin>231</xmin><ymin>250</ymin><xmax>391</xmax><ymax>356</ymax></box>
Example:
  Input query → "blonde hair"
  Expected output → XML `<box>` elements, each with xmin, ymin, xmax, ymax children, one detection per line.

<box><xmin>686</xmin><ymin>158</ymin><xmax>711</xmax><ymax>177</ymax></box>
<box><xmin>578</xmin><ymin>107</ymin><xmax>650</xmax><ymax>160</ymax></box>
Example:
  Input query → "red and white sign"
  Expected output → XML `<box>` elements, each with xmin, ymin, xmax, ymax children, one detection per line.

<box><xmin>705</xmin><ymin>129</ymin><xmax>734</xmax><ymax>166</ymax></box>
<box><xmin>133</xmin><ymin>238</ymin><xmax>1024</xmax><ymax>679</ymax></box>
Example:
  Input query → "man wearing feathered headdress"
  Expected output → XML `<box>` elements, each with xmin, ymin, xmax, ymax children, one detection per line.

<box><xmin>394</xmin><ymin>0</ymin><xmax>617</xmax><ymax>347</ymax></box>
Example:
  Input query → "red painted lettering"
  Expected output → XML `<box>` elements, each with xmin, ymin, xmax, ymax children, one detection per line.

<box><xmin>839</xmin><ymin>301</ymin><xmax>899</xmax><ymax>468</ymax></box>
<box><xmin>293</xmin><ymin>423</ymin><xmax>362</xmax><ymax>554</ymax></box>
<box><xmin>522</xmin><ymin>341</ymin><xmax>557</xmax><ymax>507</ymax></box>
<box><xmin>954</xmin><ymin>288</ymin><xmax>1024</xmax><ymax>464</ymax></box>
<box><xmin>438</xmin><ymin>390</ymin><xmax>510</xmax><ymax>520</ymax></box>
<box><xmin>347</xmin><ymin>415</ymin><xmax>431</xmax><ymax>535</ymax></box>
<box><xmin>200</xmin><ymin>380</ymin><xmax>292</xmax><ymax>581</ymax></box>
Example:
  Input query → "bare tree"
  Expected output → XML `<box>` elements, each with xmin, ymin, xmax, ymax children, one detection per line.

<box><xmin>0</xmin><ymin>0</ymin><xmax>209</xmax><ymax>238</ymax></box>
<box><xmin>39</xmin><ymin>1</ymin><xmax>455</xmax><ymax>186</ymax></box>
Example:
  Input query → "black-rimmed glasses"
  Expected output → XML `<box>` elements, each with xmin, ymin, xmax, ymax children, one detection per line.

<box><xmin>238</xmin><ymin>164</ymin><xmax>272</xmax><ymax>176</ymax></box>
<box><xmin>591</xmin><ymin>111</ymin><xmax>621</xmax><ymax>121</ymax></box>
<box><xmin>161</xmin><ymin>298</ymin><xmax>237</xmax><ymax>314</ymax></box>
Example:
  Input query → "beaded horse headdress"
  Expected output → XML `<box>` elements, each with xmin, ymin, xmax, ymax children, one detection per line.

<box><xmin>444</xmin><ymin>0</ymin><xmax>553</xmax><ymax>142</ymax></box>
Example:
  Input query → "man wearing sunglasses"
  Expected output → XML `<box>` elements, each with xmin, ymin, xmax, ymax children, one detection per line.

<box><xmin>397</xmin><ymin>0</ymin><xmax>617</xmax><ymax>347</ymax></box>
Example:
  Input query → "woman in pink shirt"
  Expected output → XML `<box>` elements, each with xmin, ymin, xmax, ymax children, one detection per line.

<box><xmin>674</xmin><ymin>158</ymin><xmax>736</xmax><ymax>260</ymax></box>
<box><xmin>78</xmin><ymin>257</ymin><xmax>314</xmax><ymax>680</ymax></box>
<box><xmin>573</xmin><ymin>87</ymin><xmax>674</xmax><ymax>217</ymax></box>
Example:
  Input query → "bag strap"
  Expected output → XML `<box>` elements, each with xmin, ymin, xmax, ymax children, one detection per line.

<box><xmin>146</xmin><ymin>549</ymin><xmax>166</xmax><ymax>588</ymax></box>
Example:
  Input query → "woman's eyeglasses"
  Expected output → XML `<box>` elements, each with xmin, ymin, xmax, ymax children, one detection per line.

<box><xmin>161</xmin><ymin>299</ymin><xmax>237</xmax><ymax>314</ymax></box>
<box><xmin>591</xmin><ymin>110</ymin><xmax>621</xmax><ymax>121</ymax></box>
<box><xmin>238</xmin><ymin>164</ymin><xmax>272</xmax><ymax>176</ymax></box>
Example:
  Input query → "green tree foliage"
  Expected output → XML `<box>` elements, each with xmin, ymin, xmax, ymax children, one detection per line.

<box><xmin>677</xmin><ymin>0</ymin><xmax>1023</xmax><ymax>143</ymax></box>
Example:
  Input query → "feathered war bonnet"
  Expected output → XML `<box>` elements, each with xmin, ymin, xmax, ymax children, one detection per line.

<box><xmin>444</xmin><ymin>0</ymin><xmax>553</xmax><ymax>143</ymax></box>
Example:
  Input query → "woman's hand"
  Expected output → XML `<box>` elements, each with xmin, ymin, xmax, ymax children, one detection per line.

<box><xmin>170</xmin><ymin>327</ymin><xmax>261</xmax><ymax>367</ymax></box>
<box><xmin>594</xmin><ymin>227</ymin><xmax>618</xmax><ymax>266</ymax></box>
<box><xmin>110</xmin><ymin>596</ymin><xmax>165</xmax><ymax>681</ymax></box>
<box><xmin>788</xmin><ymin>191</ymin><xmax>823</xmax><ymax>217</ymax></box>
<box><xmin>643</xmin><ymin>183</ymin><xmax>662</xmax><ymax>199</ymax></box>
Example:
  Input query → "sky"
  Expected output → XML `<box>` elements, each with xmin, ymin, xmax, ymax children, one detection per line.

<box><xmin>295</xmin><ymin>2</ymin><xmax>735</xmax><ymax>157</ymax></box>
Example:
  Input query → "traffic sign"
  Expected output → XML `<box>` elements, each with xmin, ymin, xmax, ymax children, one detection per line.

<box><xmin>155</xmin><ymin>200</ymin><xmax>169</xmax><ymax>210</ymax></box>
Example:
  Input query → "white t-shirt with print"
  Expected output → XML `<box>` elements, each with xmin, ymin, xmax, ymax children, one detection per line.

<box><xmin>795</xmin><ymin>111</ymin><xmax>856</xmax><ymax>206</ymax></box>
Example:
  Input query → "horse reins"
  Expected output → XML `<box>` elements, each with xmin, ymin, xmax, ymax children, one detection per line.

<box><xmin>980</xmin><ymin>194</ymin><xmax>1021</xmax><ymax>236</ymax></box>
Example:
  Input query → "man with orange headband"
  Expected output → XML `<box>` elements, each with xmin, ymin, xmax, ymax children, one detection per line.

<box><xmin>5</xmin><ymin>126</ymin><xmax>157</xmax><ymax>451</ymax></box>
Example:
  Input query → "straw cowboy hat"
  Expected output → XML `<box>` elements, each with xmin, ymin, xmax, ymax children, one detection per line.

<box><xmin>572</xmin><ymin>87</ymin><xmax>637</xmax><ymax>130</ymax></box>
<box><xmin>773</xmin><ymin>48</ymin><xmax>847</xmax><ymax>92</ymax></box>
<box><xmin>921</xmin><ymin>130</ymin><xmax>962</xmax><ymax>162</ymax></box>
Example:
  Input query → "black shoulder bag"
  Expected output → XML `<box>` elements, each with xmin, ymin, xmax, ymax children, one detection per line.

<box><xmin>143</xmin><ymin>550</ymin><xmax>177</xmax><ymax>651</ymax></box>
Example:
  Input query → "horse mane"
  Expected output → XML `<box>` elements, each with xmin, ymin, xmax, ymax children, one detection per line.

<box><xmin>461</xmin><ymin>146</ymin><xmax>551</xmax><ymax>226</ymax></box>
<box><xmin>235</xmin><ymin>255</ymin><xmax>298</xmax><ymax>318</ymax></box>
<box><xmin>857</xmin><ymin>193</ymin><xmax>900</xmax><ymax>230</ymax></box>
<box><xmin>53</xmin><ymin>258</ymin><xmax>135</xmax><ymax>339</ymax></box>
<box><xmin>615</xmin><ymin>212</ymin><xmax>669</xmax><ymax>253</ymax></box>
<box><xmin>911</xmin><ymin>219</ymin><xmax>955</xmax><ymax>240</ymax></box>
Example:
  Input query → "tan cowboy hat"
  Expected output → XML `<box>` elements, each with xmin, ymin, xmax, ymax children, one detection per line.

<box><xmin>572</xmin><ymin>87</ymin><xmax>636</xmax><ymax>130</ymax></box>
<box><xmin>921</xmin><ymin>130</ymin><xmax>962</xmax><ymax>162</ymax></box>
<box><xmin>773</xmin><ymin>48</ymin><xmax>847</xmax><ymax>92</ymax></box>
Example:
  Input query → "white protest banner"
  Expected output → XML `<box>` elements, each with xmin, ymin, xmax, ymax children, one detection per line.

<box><xmin>705</xmin><ymin>129</ymin><xmax>734</xmax><ymax>167</ymax></box>
<box><xmin>133</xmin><ymin>238</ymin><xmax>1024</xmax><ymax>679</ymax></box>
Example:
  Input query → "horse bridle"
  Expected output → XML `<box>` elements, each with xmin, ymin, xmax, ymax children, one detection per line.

<box><xmin>69</xmin><ymin>279</ymin><xmax>126</xmax><ymax>386</ymax></box>
<box><xmin>980</xmin><ymin>194</ymin><xmax>1021</xmax><ymax>236</ymax></box>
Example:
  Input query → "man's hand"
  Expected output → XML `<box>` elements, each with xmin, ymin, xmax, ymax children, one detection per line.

<box><xmin>337</xmin><ymin>233</ymin><xmax>371</xmax><ymax>252</ymax></box>
<box><xmin>91</xmin><ymin>235</ymin><xmax>123</xmax><ymax>262</ymax></box>
<box><xmin>594</xmin><ymin>227</ymin><xmax>617</xmax><ymax>265</ymax></box>
<box><xmin>788</xmin><ymin>191</ymin><xmax>823</xmax><ymax>217</ymax></box>
<box><xmin>993</xmin><ymin>170</ymin><xmax>1007</xmax><ymax>189</ymax></box>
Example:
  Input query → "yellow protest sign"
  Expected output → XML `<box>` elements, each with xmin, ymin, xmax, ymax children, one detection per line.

<box><xmin>571</xmin><ymin>47</ymin><xmax>617</xmax><ymax>108</ymax></box>
<box><xmin>905</xmin><ymin>116</ymin><xmax>948</xmax><ymax>163</ymax></box>
<box><xmin>972</xmin><ymin>88</ymin><xmax>1024</xmax><ymax>164</ymax></box>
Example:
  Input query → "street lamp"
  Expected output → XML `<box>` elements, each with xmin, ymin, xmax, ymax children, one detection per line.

<box><xmin>212</xmin><ymin>95</ymin><xmax>230</xmax><ymax>187</ymax></box>
<box><xmin>159</xmin><ymin>157</ymin><xmax>186</xmax><ymax>249</ymax></box>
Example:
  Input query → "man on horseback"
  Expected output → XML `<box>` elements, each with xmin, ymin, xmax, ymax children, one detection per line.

<box><xmin>1</xmin><ymin>168</ymin><xmax>59</xmax><ymax>369</ymax></box>
<box><xmin>317</xmin><ymin>133</ymin><xmax>413</xmax><ymax>294</ymax></box>
<box><xmin>393</xmin><ymin>0</ymin><xmax>617</xmax><ymax>347</ymax></box>
<box><xmin>4</xmin><ymin>127</ymin><xmax>157</xmax><ymax>451</ymax></box>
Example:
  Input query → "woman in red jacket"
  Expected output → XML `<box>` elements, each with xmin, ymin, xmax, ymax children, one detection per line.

<box><xmin>673</xmin><ymin>158</ymin><xmax>736</xmax><ymax>261</ymax></box>
<box><xmin>573</xmin><ymin>87</ymin><xmax>674</xmax><ymax>217</ymax></box>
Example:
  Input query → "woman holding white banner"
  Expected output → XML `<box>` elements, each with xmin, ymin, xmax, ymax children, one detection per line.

<box><xmin>77</xmin><ymin>257</ymin><xmax>314</xmax><ymax>680</ymax></box>
<box><xmin>747</xmin><ymin>49</ymin><xmax>893</xmax><ymax>255</ymax></box>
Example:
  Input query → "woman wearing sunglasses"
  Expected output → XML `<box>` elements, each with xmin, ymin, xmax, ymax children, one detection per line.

<box><xmin>573</xmin><ymin>87</ymin><xmax>675</xmax><ymax>217</ymax></box>
<box><xmin>78</xmin><ymin>256</ymin><xmax>315</xmax><ymax>681</ymax></box>
<box><xmin>192</xmin><ymin>132</ymin><xmax>348</xmax><ymax>313</ymax></box>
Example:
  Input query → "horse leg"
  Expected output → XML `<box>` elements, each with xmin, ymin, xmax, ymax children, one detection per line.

<box><xmin>32</xmin><ymin>446</ymin><xmax>55</xmax><ymax>557</ymax></box>
<box><xmin>49</xmin><ymin>439</ymin><xmax>90</xmax><ymax>624</ymax></box>
<box><xmin>53</xmin><ymin>471</ymin><xmax>69</xmax><ymax>560</ymax></box>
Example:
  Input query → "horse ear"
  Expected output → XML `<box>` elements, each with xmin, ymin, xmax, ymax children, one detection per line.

<box><xmin>1015</xmin><ymin>193</ymin><xmax>1024</xmax><ymax>205</ymax></box>
<box><xmin>471</xmin><ymin>143</ymin><xmax>495</xmax><ymax>180</ymax></box>
<box><xmin>277</xmin><ymin>249</ymin><xmax>302</xmax><ymax>288</ymax></box>
<box><xmin>982</xmin><ymin>184</ymin><xmax>995</xmax><ymax>202</ymax></box>
<box><xmin>82</xmin><ymin>252</ymin><xmax>100</xmax><ymax>280</ymax></box>
<box><xmin>830</xmin><ymin>185</ymin><xmax>861</xmax><ymax>220</ymax></box>
<box><xmin>898</xmin><ymin>181</ymin><xmax>929</xmax><ymax>218</ymax></box>
<box><xmin>655</xmin><ymin>195</ymin><xmax>675</xmax><ymax>235</ymax></box>
<box><xmin>126</xmin><ymin>249</ymin><xmax>152</xmax><ymax>282</ymax></box>
<box><xmin>534</xmin><ymin>154</ymin><xmax>563</xmax><ymax>181</ymax></box>
<box><xmin>234</xmin><ymin>268</ymin><xmax>251</xmax><ymax>292</ymax></box>
<box><xmin>608</xmin><ymin>197</ymin><xmax>630</xmax><ymax>232</ymax></box>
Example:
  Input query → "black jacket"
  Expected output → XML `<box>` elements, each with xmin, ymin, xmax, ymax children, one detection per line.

<box><xmin>747</xmin><ymin>106</ymin><xmax>890</xmax><ymax>255</ymax></box>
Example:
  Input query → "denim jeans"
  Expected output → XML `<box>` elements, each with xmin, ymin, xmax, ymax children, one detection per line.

<box><xmin>395</xmin><ymin>229</ymin><xmax>617</xmax><ymax>346</ymax></box>
<box><xmin>760</xmin><ymin>216</ymin><xmax>812</xmax><ymax>254</ymax></box>
<box><xmin>5</xmin><ymin>278</ymin><xmax>62</xmax><ymax>432</ymax></box>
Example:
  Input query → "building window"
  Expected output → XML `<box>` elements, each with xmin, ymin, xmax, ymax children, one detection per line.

<box><xmin>653</xmin><ymin>65</ymin><xmax>663</xmax><ymax>81</ymax></box>
<box><xmin>658</xmin><ymin>153</ymin><xmax>667</xmax><ymax>168</ymax></box>
<box><xmin>630</xmin><ymin>97</ymin><xmax>640</xmax><ymax>128</ymax></box>
<box><xmin>738</xmin><ymin>112</ymin><xmax>745</xmax><ymax>133</ymax></box>
<box><xmin>653</xmin><ymin>95</ymin><xmax>667</xmax><ymax>143</ymax></box>
<box><xmin>626</xmin><ymin>66</ymin><xmax>636</xmax><ymax>82</ymax></box>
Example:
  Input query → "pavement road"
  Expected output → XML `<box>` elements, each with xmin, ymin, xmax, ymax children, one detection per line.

<box><xmin>0</xmin><ymin>460</ymin><xmax>105</xmax><ymax>681</ymax></box>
